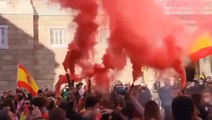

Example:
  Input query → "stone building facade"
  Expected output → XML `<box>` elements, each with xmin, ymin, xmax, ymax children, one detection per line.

<box><xmin>156</xmin><ymin>0</ymin><xmax>212</xmax><ymax>76</ymax></box>
<box><xmin>0</xmin><ymin>0</ymin><xmax>212</xmax><ymax>91</ymax></box>
<box><xmin>0</xmin><ymin>0</ymin><xmax>72</xmax><ymax>90</ymax></box>
<box><xmin>0</xmin><ymin>1</ymin><xmax>35</xmax><ymax>91</ymax></box>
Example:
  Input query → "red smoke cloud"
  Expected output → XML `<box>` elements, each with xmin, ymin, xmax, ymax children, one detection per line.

<box><xmin>54</xmin><ymin>0</ymin><xmax>205</xmax><ymax>89</ymax></box>
<box><xmin>55</xmin><ymin>0</ymin><xmax>113</xmax><ymax>89</ymax></box>
<box><xmin>59</xmin><ymin>0</ymin><xmax>98</xmax><ymax>78</ymax></box>
<box><xmin>55</xmin><ymin>75</ymin><xmax>67</xmax><ymax>96</ymax></box>
<box><xmin>101</xmin><ymin>0</ymin><xmax>192</xmax><ymax>87</ymax></box>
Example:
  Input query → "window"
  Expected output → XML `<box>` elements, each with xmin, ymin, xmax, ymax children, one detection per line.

<box><xmin>98</xmin><ymin>27</ymin><xmax>110</xmax><ymax>48</ymax></box>
<box><xmin>49</xmin><ymin>26</ymin><xmax>76</xmax><ymax>47</ymax></box>
<box><xmin>99</xmin><ymin>27</ymin><xmax>110</xmax><ymax>44</ymax></box>
<box><xmin>0</xmin><ymin>25</ymin><xmax>8</xmax><ymax>49</ymax></box>
<box><xmin>50</xmin><ymin>28</ymin><xmax>67</xmax><ymax>45</ymax></box>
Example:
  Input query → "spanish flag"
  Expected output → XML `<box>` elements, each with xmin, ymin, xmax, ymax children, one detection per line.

<box><xmin>190</xmin><ymin>32</ymin><xmax>212</xmax><ymax>61</ymax></box>
<box><xmin>17</xmin><ymin>64</ymin><xmax>39</xmax><ymax>96</ymax></box>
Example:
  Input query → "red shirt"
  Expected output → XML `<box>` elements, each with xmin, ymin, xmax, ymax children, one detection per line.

<box><xmin>42</xmin><ymin>113</ymin><xmax>49</xmax><ymax>119</ymax></box>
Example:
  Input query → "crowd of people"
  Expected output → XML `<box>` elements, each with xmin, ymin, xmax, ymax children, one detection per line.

<box><xmin>0</xmin><ymin>76</ymin><xmax>212</xmax><ymax>120</ymax></box>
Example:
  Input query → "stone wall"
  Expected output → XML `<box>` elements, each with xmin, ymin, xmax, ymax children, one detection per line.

<box><xmin>1</xmin><ymin>0</ymin><xmax>212</xmax><ymax>92</ymax></box>
<box><xmin>34</xmin><ymin>15</ymin><xmax>73</xmax><ymax>88</ymax></box>
<box><xmin>0</xmin><ymin>14</ymin><xmax>34</xmax><ymax>91</ymax></box>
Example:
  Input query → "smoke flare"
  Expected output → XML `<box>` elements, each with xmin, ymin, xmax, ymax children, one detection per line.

<box><xmin>101</xmin><ymin>0</ymin><xmax>193</xmax><ymax>87</ymax></box>
<box><xmin>58</xmin><ymin>0</ymin><xmax>98</xmax><ymax>80</ymax></box>
<box><xmin>55</xmin><ymin>0</ymin><xmax>212</xmax><ymax>90</ymax></box>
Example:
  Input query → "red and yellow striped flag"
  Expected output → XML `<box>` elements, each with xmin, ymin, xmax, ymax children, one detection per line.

<box><xmin>190</xmin><ymin>32</ymin><xmax>212</xmax><ymax>61</ymax></box>
<box><xmin>17</xmin><ymin>64</ymin><xmax>39</xmax><ymax>96</ymax></box>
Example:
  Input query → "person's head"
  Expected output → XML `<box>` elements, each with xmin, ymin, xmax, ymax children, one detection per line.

<box><xmin>144</xmin><ymin>100</ymin><xmax>160</xmax><ymax>120</ymax></box>
<box><xmin>207</xmin><ymin>76</ymin><xmax>211</xmax><ymax>80</ymax></box>
<box><xmin>46</xmin><ymin>91</ymin><xmax>55</xmax><ymax>98</ymax></box>
<box><xmin>17</xmin><ymin>92</ymin><xmax>25</xmax><ymax>101</ymax></box>
<box><xmin>101</xmin><ymin>114</ymin><xmax>110</xmax><ymax>120</ymax></box>
<box><xmin>44</xmin><ymin>86</ymin><xmax>49</xmax><ymax>92</ymax></box>
<box><xmin>202</xmin><ymin>89</ymin><xmax>212</xmax><ymax>104</ymax></box>
<box><xmin>58</xmin><ymin>101</ymin><xmax>67</xmax><ymax>111</ymax></box>
<box><xmin>23</xmin><ymin>98</ymin><xmax>31</xmax><ymax>107</ymax></box>
<box><xmin>2</xmin><ymin>99</ymin><xmax>15</xmax><ymax>113</ymax></box>
<box><xmin>47</xmin><ymin>97</ymin><xmax>56</xmax><ymax>112</ymax></box>
<box><xmin>15</xmin><ymin>88</ymin><xmax>20</xmax><ymax>93</ymax></box>
<box><xmin>124</xmin><ymin>83</ymin><xmax>130</xmax><ymax>89</ymax></box>
<box><xmin>58</xmin><ymin>101</ymin><xmax>70</xmax><ymax>119</ymax></box>
<box><xmin>194</xmin><ymin>80</ymin><xmax>200</xmax><ymax>86</ymax></box>
<box><xmin>114</xmin><ymin>84</ymin><xmax>124</xmax><ymax>95</ymax></box>
<box><xmin>206</xmin><ymin>81</ymin><xmax>212</xmax><ymax>88</ymax></box>
<box><xmin>21</xmin><ymin>98</ymin><xmax>31</xmax><ymax>113</ymax></box>
<box><xmin>28</xmin><ymin>93</ymin><xmax>33</xmax><ymax>101</ymax></box>
<box><xmin>130</xmin><ymin>85</ymin><xmax>141</xmax><ymax>99</ymax></box>
<box><xmin>199</xmin><ymin>80</ymin><xmax>204</xmax><ymax>85</ymax></box>
<box><xmin>200</xmin><ymin>77</ymin><xmax>204</xmax><ymax>81</ymax></box>
<box><xmin>37</xmin><ymin>89</ymin><xmax>43</xmax><ymax>96</ymax></box>
<box><xmin>85</xmin><ymin>96</ymin><xmax>100</xmax><ymax>112</ymax></box>
<box><xmin>79</xmin><ymin>82</ymin><xmax>83</xmax><ymax>86</ymax></box>
<box><xmin>31</xmin><ymin>96</ymin><xmax>48</xmax><ymax>113</ymax></box>
<box><xmin>0</xmin><ymin>110</ymin><xmax>11</xmax><ymax>120</ymax></box>
<box><xmin>59</xmin><ymin>101</ymin><xmax>82</xmax><ymax>120</ymax></box>
<box><xmin>2</xmin><ymin>92</ymin><xmax>8</xmax><ymax>99</ymax></box>
<box><xmin>7</xmin><ymin>91</ymin><xmax>13</xmax><ymax>97</ymax></box>
<box><xmin>191</xmin><ymin>93</ymin><xmax>202</xmax><ymax>105</ymax></box>
<box><xmin>76</xmin><ymin>82</ymin><xmax>83</xmax><ymax>90</ymax></box>
<box><xmin>49</xmin><ymin>108</ymin><xmax>66</xmax><ymax>120</ymax></box>
<box><xmin>164</xmin><ymin>78</ymin><xmax>170</xmax><ymax>86</ymax></box>
<box><xmin>172</xmin><ymin>96</ymin><xmax>194</xmax><ymax>120</ymax></box>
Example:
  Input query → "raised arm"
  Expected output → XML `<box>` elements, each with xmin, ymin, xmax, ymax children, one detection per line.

<box><xmin>129</xmin><ymin>94</ymin><xmax>144</xmax><ymax>115</ymax></box>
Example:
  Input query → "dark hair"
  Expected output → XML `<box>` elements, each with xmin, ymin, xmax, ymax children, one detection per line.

<box><xmin>46</xmin><ymin>91</ymin><xmax>55</xmax><ymax>98</ymax></box>
<box><xmin>8</xmin><ymin>91</ymin><xmax>12</xmax><ymax>93</ymax></box>
<box><xmin>27</xmin><ymin>93</ymin><xmax>33</xmax><ymax>101</ymax></box>
<box><xmin>191</xmin><ymin>93</ymin><xmax>202</xmax><ymax>105</ymax></box>
<box><xmin>85</xmin><ymin>96</ymin><xmax>99</xmax><ymax>109</ymax></box>
<box><xmin>78</xmin><ymin>82</ymin><xmax>83</xmax><ymax>86</ymax></box>
<box><xmin>2</xmin><ymin>99</ymin><xmax>15</xmax><ymax>113</ymax></box>
<box><xmin>194</xmin><ymin>80</ymin><xmax>199</xmax><ymax>85</ymax></box>
<box><xmin>0</xmin><ymin>110</ymin><xmax>11</xmax><ymax>120</ymax></box>
<box><xmin>59</xmin><ymin>101</ymin><xmax>74</xmax><ymax>110</ymax></box>
<box><xmin>58</xmin><ymin>101</ymin><xmax>82</xmax><ymax>120</ymax></box>
<box><xmin>37</xmin><ymin>89</ymin><xmax>43</xmax><ymax>94</ymax></box>
<box><xmin>31</xmin><ymin>96</ymin><xmax>48</xmax><ymax>107</ymax></box>
<box><xmin>76</xmin><ymin>82</ymin><xmax>83</xmax><ymax>90</ymax></box>
<box><xmin>49</xmin><ymin>108</ymin><xmax>66</xmax><ymax>120</ymax></box>
<box><xmin>58</xmin><ymin>101</ymin><xmax>67</xmax><ymax>111</ymax></box>
<box><xmin>47</xmin><ymin>100</ymin><xmax>55</xmax><ymax>112</ymax></box>
<box><xmin>172</xmin><ymin>96</ymin><xmax>194</xmax><ymax>120</ymax></box>
<box><xmin>144</xmin><ymin>100</ymin><xmax>160</xmax><ymax>120</ymax></box>
<box><xmin>101</xmin><ymin>114</ymin><xmax>110</xmax><ymax>120</ymax></box>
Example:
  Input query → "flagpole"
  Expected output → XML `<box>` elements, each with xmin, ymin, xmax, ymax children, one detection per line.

<box><xmin>66</xmin><ymin>73</ymin><xmax>71</xmax><ymax>89</ymax></box>
<box><xmin>16</xmin><ymin>64</ymin><xmax>19</xmax><ymax>89</ymax></box>
<box><xmin>210</xmin><ymin>56</ymin><xmax>212</xmax><ymax>74</ymax></box>
<box><xmin>66</xmin><ymin>69</ymin><xmax>72</xmax><ymax>89</ymax></box>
